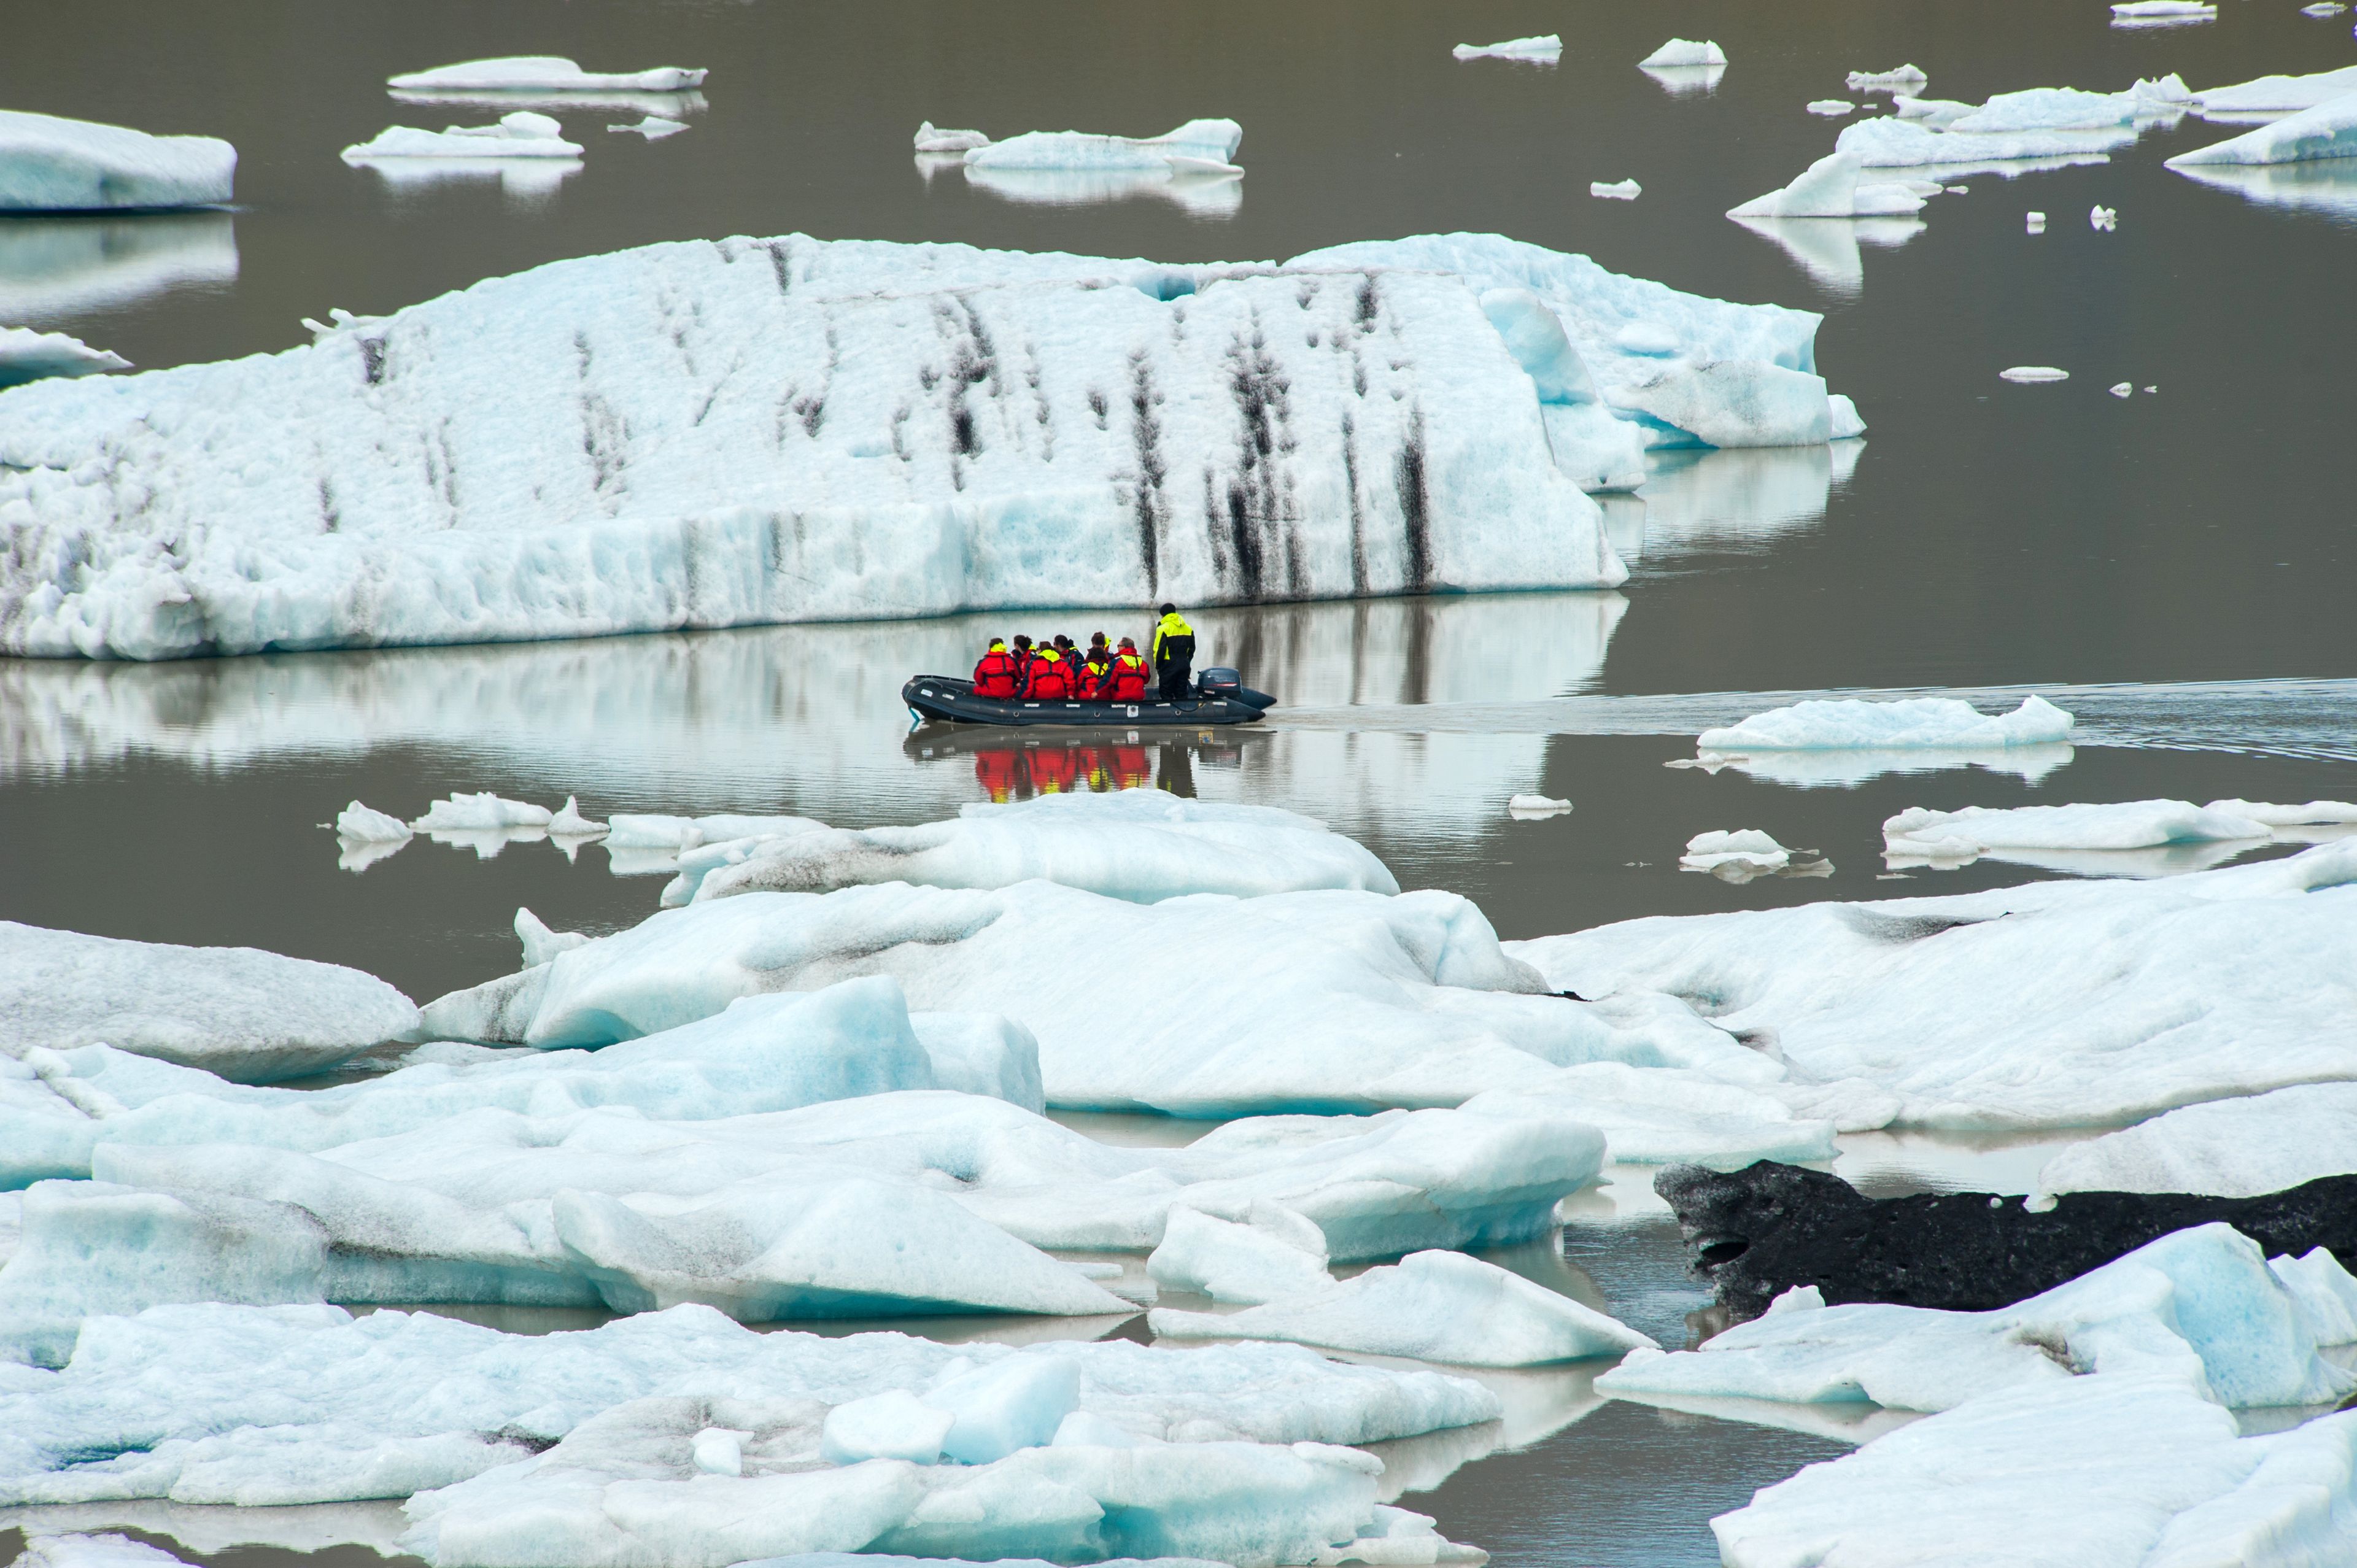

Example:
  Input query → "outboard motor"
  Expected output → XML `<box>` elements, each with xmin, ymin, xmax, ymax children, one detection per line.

<box><xmin>1193</xmin><ymin>667</ymin><xmax>1277</xmax><ymax>710</ymax></box>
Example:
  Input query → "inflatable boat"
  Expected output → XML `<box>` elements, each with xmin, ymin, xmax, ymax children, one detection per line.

<box><xmin>904</xmin><ymin>666</ymin><xmax>1274</xmax><ymax>728</ymax></box>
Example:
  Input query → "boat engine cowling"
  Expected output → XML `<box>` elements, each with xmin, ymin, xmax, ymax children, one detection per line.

<box><xmin>1195</xmin><ymin>666</ymin><xmax>1243</xmax><ymax>697</ymax></box>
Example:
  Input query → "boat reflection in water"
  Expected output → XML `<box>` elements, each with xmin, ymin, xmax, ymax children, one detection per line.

<box><xmin>905</xmin><ymin>726</ymin><xmax>1250</xmax><ymax>803</ymax></box>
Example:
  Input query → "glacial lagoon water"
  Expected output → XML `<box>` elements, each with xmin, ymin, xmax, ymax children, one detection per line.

<box><xmin>4</xmin><ymin>0</ymin><xmax>2357</xmax><ymax>1564</ymax></box>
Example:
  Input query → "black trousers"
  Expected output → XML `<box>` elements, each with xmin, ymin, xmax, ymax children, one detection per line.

<box><xmin>1157</xmin><ymin>658</ymin><xmax>1191</xmax><ymax>701</ymax></box>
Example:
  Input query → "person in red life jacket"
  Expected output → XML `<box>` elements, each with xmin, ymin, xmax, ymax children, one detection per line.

<box><xmin>972</xmin><ymin>747</ymin><xmax>1021</xmax><ymax>803</ymax></box>
<box><xmin>1010</xmin><ymin>635</ymin><xmax>1036</xmax><ymax>684</ymax></box>
<box><xmin>1077</xmin><ymin>633</ymin><xmax>1115</xmax><ymax>698</ymax></box>
<box><xmin>1026</xmin><ymin>641</ymin><xmax>1075</xmax><ymax>700</ymax></box>
<box><xmin>1107</xmin><ymin>638</ymin><xmax>1150</xmax><ymax>700</ymax></box>
<box><xmin>972</xmin><ymin>638</ymin><xmax>1022</xmax><ymax>699</ymax></box>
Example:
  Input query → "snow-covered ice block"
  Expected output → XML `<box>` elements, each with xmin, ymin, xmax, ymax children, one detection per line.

<box><xmin>1698</xmin><ymin>694</ymin><xmax>2072</xmax><ymax>753</ymax></box>
<box><xmin>1728</xmin><ymin>151</ymin><xmax>1927</xmax><ymax>218</ymax></box>
<box><xmin>419</xmin><ymin>880</ymin><xmax>1771</xmax><ymax>1114</ymax></box>
<box><xmin>2193</xmin><ymin>66</ymin><xmax>2357</xmax><ymax>115</ymax></box>
<box><xmin>913</xmin><ymin>123</ymin><xmax>991</xmax><ymax>153</ymax></box>
<box><xmin>608</xmin><ymin>117</ymin><xmax>688</xmax><ymax>140</ymax></box>
<box><xmin>1599</xmin><ymin>1222</ymin><xmax>2357</xmax><ymax>1413</ymax></box>
<box><xmin>0</xmin><ymin>233</ymin><xmax>1624</xmax><ymax>659</ymax></box>
<box><xmin>1883</xmin><ymin>800</ymin><xmax>2272</xmax><ymax>863</ymax></box>
<box><xmin>680</xmin><ymin>792</ymin><xmax>1398</xmax><ymax>905</ymax></box>
<box><xmin>0</xmin><ymin>112</ymin><xmax>235</xmax><ymax>212</ymax></box>
<box><xmin>1453</xmin><ymin>36</ymin><xmax>1562</xmax><ymax>62</ymax></box>
<box><xmin>1147</xmin><ymin>1203</ymin><xmax>1331</xmax><ymax>1304</ymax></box>
<box><xmin>1511</xmin><ymin>840</ymin><xmax>2357</xmax><ymax>1130</ymax></box>
<box><xmin>0</xmin><ymin>1302</ymin><xmax>1498</xmax><ymax>1507</ymax></box>
<box><xmin>1588</xmin><ymin>179</ymin><xmax>1640</xmax><ymax>199</ymax></box>
<box><xmin>1806</xmin><ymin>101</ymin><xmax>1854</xmax><ymax>118</ymax></box>
<box><xmin>1461</xmin><ymin>1064</ymin><xmax>1840</xmax><ymax>1168</ymax></box>
<box><xmin>0</xmin><ymin>329</ymin><xmax>129</xmax><ymax>389</ymax></box>
<box><xmin>964</xmin><ymin>120</ymin><xmax>1242</xmax><ymax>173</ymax></box>
<box><xmin>1152</xmin><ymin>1249</ymin><xmax>1657</xmax><ymax>1367</ymax></box>
<box><xmin>411</xmin><ymin>793</ymin><xmax>554</xmax><ymax>830</ymax></box>
<box><xmin>1711</xmin><ymin>1373</ymin><xmax>2357</xmax><ymax>1566</ymax></box>
<box><xmin>2209</xmin><ymin>798</ymin><xmax>2357</xmax><ymax>826</ymax></box>
<box><xmin>2033</xmin><ymin>1084</ymin><xmax>2357</xmax><ymax>1205</ymax></box>
<box><xmin>1847</xmin><ymin>67</ymin><xmax>1928</xmax><ymax>94</ymax></box>
<box><xmin>1836</xmin><ymin>115</ymin><xmax>2137</xmax><ymax>168</ymax></box>
<box><xmin>1679</xmin><ymin>830</ymin><xmax>1789</xmax><ymax>874</ymax></box>
<box><xmin>2169</xmin><ymin>96</ymin><xmax>2357</xmax><ymax>166</ymax></box>
<box><xmin>335</xmin><ymin>801</ymin><xmax>411</xmax><ymax>843</ymax></box>
<box><xmin>1641</xmin><ymin>40</ymin><xmax>1727</xmax><ymax>69</ymax></box>
<box><xmin>0</xmin><ymin>922</ymin><xmax>416</xmax><ymax>1083</ymax></box>
<box><xmin>548</xmin><ymin>797</ymin><xmax>605</xmax><ymax>836</ymax></box>
<box><xmin>387</xmin><ymin>58</ymin><xmax>709</xmax><ymax>93</ymax></box>
<box><xmin>1506</xmin><ymin>794</ymin><xmax>1570</xmax><ymax>819</ymax></box>
<box><xmin>342</xmin><ymin>114</ymin><xmax>584</xmax><ymax>163</ymax></box>
<box><xmin>2002</xmin><ymin>366</ymin><xmax>2068</xmax><ymax>382</ymax></box>
<box><xmin>1951</xmin><ymin>88</ymin><xmax>2140</xmax><ymax>134</ymax></box>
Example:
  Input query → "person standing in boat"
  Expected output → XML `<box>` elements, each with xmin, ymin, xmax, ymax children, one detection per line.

<box><xmin>1151</xmin><ymin>604</ymin><xmax>1196</xmax><ymax>701</ymax></box>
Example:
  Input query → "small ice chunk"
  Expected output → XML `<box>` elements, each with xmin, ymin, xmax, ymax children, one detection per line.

<box><xmin>1680</xmin><ymin>830</ymin><xmax>1790</xmax><ymax>874</ymax></box>
<box><xmin>913</xmin><ymin>122</ymin><xmax>991</xmax><ymax>153</ymax></box>
<box><xmin>548</xmin><ymin>796</ymin><xmax>606</xmax><ymax>836</ymax></box>
<box><xmin>2090</xmin><ymin>203</ymin><xmax>2118</xmax><ymax>230</ymax></box>
<box><xmin>514</xmin><ymin>907</ymin><xmax>590</xmax><ymax>968</ymax></box>
<box><xmin>1507</xmin><ymin>794</ymin><xmax>1573</xmax><ymax>819</ymax></box>
<box><xmin>1883</xmin><ymin>801</ymin><xmax>2274</xmax><ymax>865</ymax></box>
<box><xmin>0</xmin><ymin>326</ymin><xmax>131</xmax><ymax>388</ymax></box>
<box><xmin>387</xmin><ymin>57</ymin><xmax>708</xmax><ymax>91</ymax></box>
<box><xmin>1589</xmin><ymin>178</ymin><xmax>1642</xmax><ymax>199</ymax></box>
<box><xmin>688</xmin><ymin>1426</ymin><xmax>745</xmax><ymax>1475</ymax></box>
<box><xmin>336</xmin><ymin>801</ymin><xmax>412</xmax><ymax>843</ymax></box>
<box><xmin>607</xmin><ymin>117</ymin><xmax>687</xmax><ymax>139</ymax></box>
<box><xmin>1728</xmin><ymin>149</ymin><xmax>1925</xmax><ymax>218</ymax></box>
<box><xmin>2025</xmin><ymin>210</ymin><xmax>2046</xmax><ymax>232</ymax></box>
<box><xmin>1807</xmin><ymin>100</ymin><xmax>1856</xmax><ymax>117</ymax></box>
<box><xmin>2110</xmin><ymin>382</ymin><xmax>2132</xmax><ymax>397</ymax></box>
<box><xmin>819</xmin><ymin>1389</ymin><xmax>954</xmax><ymax>1465</ymax></box>
<box><xmin>1452</xmin><ymin>36</ymin><xmax>1562</xmax><ymax>61</ymax></box>
<box><xmin>1847</xmin><ymin>66</ymin><xmax>1929</xmax><ymax>93</ymax></box>
<box><xmin>412</xmin><ymin>792</ymin><xmax>554</xmax><ymax>830</ymax></box>
<box><xmin>2145</xmin><ymin>385</ymin><xmax>2158</xmax><ymax>393</ymax></box>
<box><xmin>0</xmin><ymin>111</ymin><xmax>236</xmax><ymax>211</ymax></box>
<box><xmin>2304</xmin><ymin>2</ymin><xmax>2348</xmax><ymax>14</ymax></box>
<box><xmin>1148</xmin><ymin>1203</ymin><xmax>1333</xmax><ymax>1304</ymax></box>
<box><xmin>927</xmin><ymin>1353</ymin><xmax>1083</xmax><ymax>1464</ymax></box>
<box><xmin>342</xmin><ymin>114</ymin><xmax>584</xmax><ymax>163</ymax></box>
<box><xmin>1946</xmin><ymin>183</ymin><xmax>1969</xmax><ymax>193</ymax></box>
<box><xmin>1641</xmin><ymin>39</ymin><xmax>1727</xmax><ymax>68</ymax></box>
<box><xmin>1828</xmin><ymin>393</ymin><xmax>1867</xmax><ymax>439</ymax></box>
<box><xmin>300</xmin><ymin>307</ymin><xmax>385</xmax><ymax>344</ymax></box>
<box><xmin>1151</xmin><ymin>1249</ymin><xmax>1658</xmax><ymax>1366</ymax></box>
<box><xmin>1766</xmin><ymin>1283</ymin><xmax>1827</xmax><ymax>1315</ymax></box>
<box><xmin>2000</xmin><ymin>365</ymin><xmax>2067</xmax><ymax>382</ymax></box>
<box><xmin>2111</xmin><ymin>0</ymin><xmax>2216</xmax><ymax>17</ymax></box>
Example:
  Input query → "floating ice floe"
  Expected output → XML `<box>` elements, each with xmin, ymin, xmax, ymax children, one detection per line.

<box><xmin>2188</xmin><ymin>64</ymin><xmax>2357</xmax><ymax>116</ymax></box>
<box><xmin>1600</xmin><ymin>1222</ymin><xmax>2357</xmax><ymax>1413</ymax></box>
<box><xmin>341</xmin><ymin>112</ymin><xmax>584</xmax><ymax>163</ymax></box>
<box><xmin>0</xmin><ymin>328</ymin><xmax>129</xmax><ymax>389</ymax></box>
<box><xmin>1152</xmin><ymin>1249</ymin><xmax>1658</xmax><ymax>1367</ymax></box>
<box><xmin>1147</xmin><ymin>1203</ymin><xmax>1331</xmax><ymax>1304</ymax></box>
<box><xmin>387</xmin><ymin>57</ymin><xmax>708</xmax><ymax>92</ymax></box>
<box><xmin>1694</xmin><ymin>694</ymin><xmax>2074</xmax><ymax>753</ymax></box>
<box><xmin>2305</xmin><ymin>2</ymin><xmax>2349</xmax><ymax>14</ymax></box>
<box><xmin>1679</xmin><ymin>830</ymin><xmax>1790</xmax><ymax>875</ymax></box>
<box><xmin>411</xmin><ymin>792</ymin><xmax>554</xmax><ymax>831</ymax></box>
<box><xmin>2025</xmin><ymin>209</ymin><xmax>2047</xmax><ymax>231</ymax></box>
<box><xmin>1806</xmin><ymin>101</ymin><xmax>1855</xmax><ymax>117</ymax></box>
<box><xmin>2111</xmin><ymin>0</ymin><xmax>2217</xmax><ymax>23</ymax></box>
<box><xmin>673</xmin><ymin>793</ymin><xmax>1399</xmax><ymax>906</ymax></box>
<box><xmin>1641</xmin><ymin>40</ymin><xmax>1727</xmax><ymax>68</ymax></box>
<box><xmin>1882</xmin><ymin>799</ymin><xmax>2274</xmax><ymax>867</ymax></box>
<box><xmin>1452</xmin><ymin>36</ymin><xmax>1562</xmax><ymax>62</ymax></box>
<box><xmin>2168</xmin><ymin>95</ymin><xmax>2357</xmax><ymax>165</ymax></box>
<box><xmin>608</xmin><ymin>117</ymin><xmax>687</xmax><ymax>140</ymax></box>
<box><xmin>0</xmin><ymin>922</ymin><xmax>416</xmax><ymax>1083</ymax></box>
<box><xmin>2111</xmin><ymin>381</ymin><xmax>2132</xmax><ymax>396</ymax></box>
<box><xmin>548</xmin><ymin>796</ymin><xmax>606</xmax><ymax>836</ymax></box>
<box><xmin>964</xmin><ymin>120</ymin><xmax>1242</xmax><ymax>175</ymax></box>
<box><xmin>1893</xmin><ymin>95</ymin><xmax>1974</xmax><ymax>126</ymax></box>
<box><xmin>2032</xmin><ymin>1083</ymin><xmax>2357</xmax><ymax>1205</ymax></box>
<box><xmin>1847</xmin><ymin>66</ymin><xmax>1928</xmax><ymax>94</ymax></box>
<box><xmin>1589</xmin><ymin>179</ymin><xmax>1641</xmax><ymax>199</ymax></box>
<box><xmin>2090</xmin><ymin>203</ymin><xmax>2117</xmax><ymax>228</ymax></box>
<box><xmin>913</xmin><ymin>122</ymin><xmax>991</xmax><ymax>153</ymax></box>
<box><xmin>335</xmin><ymin>800</ymin><xmax>412</xmax><ymax>843</ymax></box>
<box><xmin>0</xmin><ymin>111</ymin><xmax>236</xmax><ymax>212</ymax></box>
<box><xmin>2002</xmin><ymin>365</ymin><xmax>2066</xmax><ymax>382</ymax></box>
<box><xmin>1506</xmin><ymin>794</ymin><xmax>1571</xmax><ymax>819</ymax></box>
<box><xmin>1727</xmin><ymin>150</ymin><xmax>1928</xmax><ymax>218</ymax></box>
<box><xmin>1514</xmin><ymin>838</ymin><xmax>2357</xmax><ymax>1130</ymax></box>
<box><xmin>1712</xmin><ymin>1369</ymin><xmax>2357</xmax><ymax>1564</ymax></box>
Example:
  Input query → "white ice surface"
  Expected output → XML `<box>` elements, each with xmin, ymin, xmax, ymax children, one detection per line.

<box><xmin>1679</xmin><ymin>830</ymin><xmax>1790</xmax><ymax>874</ymax></box>
<box><xmin>679</xmin><ymin>792</ymin><xmax>1398</xmax><ymax>905</ymax></box>
<box><xmin>1847</xmin><ymin>67</ymin><xmax>1928</xmax><ymax>93</ymax></box>
<box><xmin>2033</xmin><ymin>1084</ymin><xmax>2357</xmax><ymax>1204</ymax></box>
<box><xmin>913</xmin><ymin>123</ymin><xmax>991</xmax><ymax>153</ymax></box>
<box><xmin>0</xmin><ymin>233</ymin><xmax>1626</xmax><ymax>658</ymax></box>
<box><xmin>414</xmin><ymin>880</ymin><xmax>1773</xmax><ymax>1115</ymax></box>
<box><xmin>1712</xmin><ymin>1373</ymin><xmax>2357</xmax><ymax>1567</ymax></box>
<box><xmin>1697</xmin><ymin>693</ymin><xmax>2072</xmax><ymax>753</ymax></box>
<box><xmin>1505</xmin><ymin>794</ymin><xmax>1570</xmax><ymax>818</ymax></box>
<box><xmin>411</xmin><ymin>792</ymin><xmax>554</xmax><ymax>831</ymax></box>
<box><xmin>1587</xmin><ymin>179</ymin><xmax>1640</xmax><ymax>199</ymax></box>
<box><xmin>1883</xmin><ymin>800</ymin><xmax>2272</xmax><ymax>860</ymax></box>
<box><xmin>2194</xmin><ymin>66</ymin><xmax>2357</xmax><ymax>114</ymax></box>
<box><xmin>2002</xmin><ymin>365</ymin><xmax>2068</xmax><ymax>382</ymax></box>
<box><xmin>342</xmin><ymin>114</ymin><xmax>584</xmax><ymax>163</ymax></box>
<box><xmin>0</xmin><ymin>112</ymin><xmax>235</xmax><ymax>212</ymax></box>
<box><xmin>1600</xmin><ymin>1223</ymin><xmax>2357</xmax><ymax>1413</ymax></box>
<box><xmin>2113</xmin><ymin>0</ymin><xmax>2216</xmax><ymax>15</ymax></box>
<box><xmin>1452</xmin><ymin>37</ymin><xmax>1562</xmax><ymax>62</ymax></box>
<box><xmin>548</xmin><ymin>797</ymin><xmax>606</xmax><ymax>836</ymax></box>
<box><xmin>1153</xmin><ymin>1249</ymin><xmax>1657</xmax><ymax>1367</ymax></box>
<box><xmin>335</xmin><ymin>801</ymin><xmax>412</xmax><ymax>843</ymax></box>
<box><xmin>964</xmin><ymin>121</ymin><xmax>1242</xmax><ymax>173</ymax></box>
<box><xmin>1147</xmin><ymin>1203</ymin><xmax>1331</xmax><ymax>1305</ymax></box>
<box><xmin>1805</xmin><ymin>102</ymin><xmax>1854</xmax><ymax>118</ymax></box>
<box><xmin>1836</xmin><ymin>115</ymin><xmax>2138</xmax><ymax>169</ymax></box>
<box><xmin>1512</xmin><ymin>840</ymin><xmax>2357</xmax><ymax>1130</ymax></box>
<box><xmin>1461</xmin><ymin>1065</ymin><xmax>1838</xmax><ymax>1168</ymax></box>
<box><xmin>387</xmin><ymin>58</ymin><xmax>709</xmax><ymax>92</ymax></box>
<box><xmin>0</xmin><ymin>923</ymin><xmax>416</xmax><ymax>1084</ymax></box>
<box><xmin>2169</xmin><ymin>95</ymin><xmax>2357</xmax><ymax>166</ymax></box>
<box><xmin>2210</xmin><ymin>798</ymin><xmax>2357</xmax><ymax>825</ymax></box>
<box><xmin>1641</xmin><ymin>41</ymin><xmax>1727</xmax><ymax>68</ymax></box>
<box><xmin>0</xmin><ymin>330</ymin><xmax>129</xmax><ymax>388</ymax></box>
<box><xmin>1727</xmin><ymin>151</ymin><xmax>1927</xmax><ymax>218</ymax></box>
<box><xmin>10</xmin><ymin>1535</ymin><xmax>194</xmax><ymax>1568</ymax></box>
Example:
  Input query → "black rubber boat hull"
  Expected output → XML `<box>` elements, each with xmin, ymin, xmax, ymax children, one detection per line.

<box><xmin>904</xmin><ymin>676</ymin><xmax>1269</xmax><ymax>728</ymax></box>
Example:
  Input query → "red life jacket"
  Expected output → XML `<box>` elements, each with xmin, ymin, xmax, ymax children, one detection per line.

<box><xmin>1107</xmin><ymin>651</ymin><xmax>1149</xmax><ymax>700</ymax></box>
<box><xmin>972</xmin><ymin>649</ymin><xmax>1021</xmax><ymax>699</ymax></box>
<box><xmin>1078</xmin><ymin>655</ymin><xmax>1113</xmax><ymax>698</ymax></box>
<box><xmin>1027</xmin><ymin>652</ymin><xmax>1075</xmax><ymax>700</ymax></box>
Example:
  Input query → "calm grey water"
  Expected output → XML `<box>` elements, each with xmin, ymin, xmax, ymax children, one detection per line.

<box><xmin>4</xmin><ymin>1</ymin><xmax>2356</xmax><ymax>1564</ymax></box>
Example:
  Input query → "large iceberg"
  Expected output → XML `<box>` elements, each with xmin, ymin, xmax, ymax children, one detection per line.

<box><xmin>2168</xmin><ymin>96</ymin><xmax>2357</xmax><ymax>166</ymax></box>
<box><xmin>2189</xmin><ymin>64</ymin><xmax>2357</xmax><ymax>115</ymax></box>
<box><xmin>0</xmin><ymin>112</ymin><xmax>235</xmax><ymax>212</ymax></box>
<box><xmin>0</xmin><ymin>233</ymin><xmax>1632</xmax><ymax>659</ymax></box>
<box><xmin>387</xmin><ymin>58</ymin><xmax>710</xmax><ymax>92</ymax></box>
<box><xmin>1598</xmin><ymin>1223</ymin><xmax>2357</xmax><ymax>1413</ymax></box>
<box><xmin>2033</xmin><ymin>1084</ymin><xmax>2357</xmax><ymax>1205</ymax></box>
<box><xmin>0</xmin><ymin>922</ymin><xmax>417</xmax><ymax>1083</ymax></box>
<box><xmin>1511</xmin><ymin>840</ymin><xmax>2357</xmax><ymax>1129</ymax></box>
